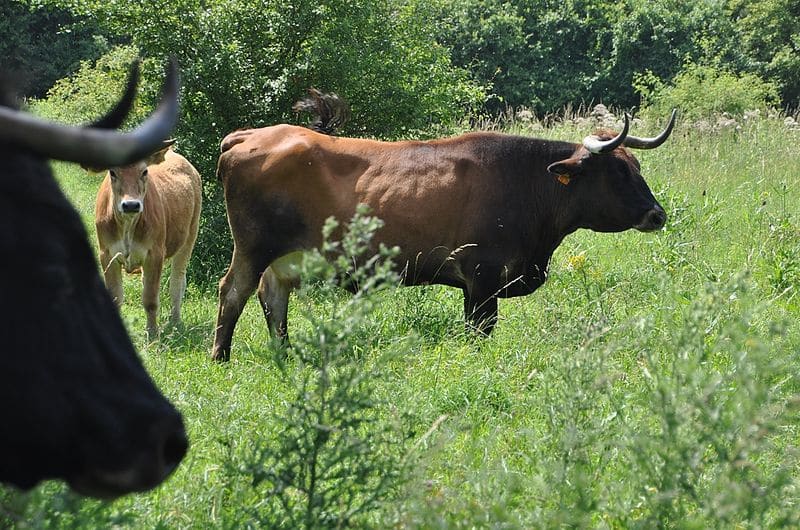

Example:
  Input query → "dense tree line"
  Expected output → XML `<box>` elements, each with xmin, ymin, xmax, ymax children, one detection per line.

<box><xmin>8</xmin><ymin>0</ymin><xmax>799</xmax><ymax>116</ymax></box>
<box><xmin>0</xmin><ymin>1</ymin><xmax>108</xmax><ymax>97</ymax></box>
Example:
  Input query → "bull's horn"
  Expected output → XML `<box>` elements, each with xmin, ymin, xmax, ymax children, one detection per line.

<box><xmin>623</xmin><ymin>108</ymin><xmax>678</xmax><ymax>149</ymax></box>
<box><xmin>583</xmin><ymin>113</ymin><xmax>630</xmax><ymax>154</ymax></box>
<box><xmin>0</xmin><ymin>57</ymin><xmax>179</xmax><ymax>168</ymax></box>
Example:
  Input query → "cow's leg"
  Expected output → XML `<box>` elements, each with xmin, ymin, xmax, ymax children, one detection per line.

<box><xmin>142</xmin><ymin>253</ymin><xmax>164</xmax><ymax>341</ymax></box>
<box><xmin>100</xmin><ymin>248</ymin><xmax>124</xmax><ymax>306</ymax></box>
<box><xmin>168</xmin><ymin>245</ymin><xmax>192</xmax><ymax>326</ymax></box>
<box><xmin>256</xmin><ymin>253</ymin><xmax>302</xmax><ymax>345</ymax></box>
<box><xmin>463</xmin><ymin>276</ymin><xmax>500</xmax><ymax>336</ymax></box>
<box><xmin>211</xmin><ymin>251</ymin><xmax>261</xmax><ymax>362</ymax></box>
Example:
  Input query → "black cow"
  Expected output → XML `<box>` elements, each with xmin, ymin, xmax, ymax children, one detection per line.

<box><xmin>211</xmin><ymin>92</ymin><xmax>676</xmax><ymax>361</ymax></box>
<box><xmin>0</xmin><ymin>60</ymin><xmax>188</xmax><ymax>498</ymax></box>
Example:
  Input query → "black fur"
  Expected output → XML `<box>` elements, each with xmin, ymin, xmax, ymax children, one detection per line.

<box><xmin>0</xmin><ymin>80</ymin><xmax>187</xmax><ymax>497</ymax></box>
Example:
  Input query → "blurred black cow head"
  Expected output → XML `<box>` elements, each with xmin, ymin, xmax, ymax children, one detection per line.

<box><xmin>0</xmin><ymin>60</ymin><xmax>188</xmax><ymax>498</ymax></box>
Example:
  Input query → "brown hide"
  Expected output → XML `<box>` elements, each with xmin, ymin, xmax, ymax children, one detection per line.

<box><xmin>212</xmin><ymin>122</ymin><xmax>669</xmax><ymax>360</ymax></box>
<box><xmin>95</xmin><ymin>148</ymin><xmax>202</xmax><ymax>339</ymax></box>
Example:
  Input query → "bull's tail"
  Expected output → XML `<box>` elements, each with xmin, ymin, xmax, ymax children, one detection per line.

<box><xmin>292</xmin><ymin>88</ymin><xmax>350</xmax><ymax>135</ymax></box>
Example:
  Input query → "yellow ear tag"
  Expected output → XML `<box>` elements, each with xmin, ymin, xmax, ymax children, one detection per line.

<box><xmin>557</xmin><ymin>174</ymin><xmax>571</xmax><ymax>186</ymax></box>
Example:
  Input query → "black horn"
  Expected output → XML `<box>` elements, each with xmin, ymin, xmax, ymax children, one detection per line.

<box><xmin>583</xmin><ymin>113</ymin><xmax>630</xmax><ymax>154</ymax></box>
<box><xmin>623</xmin><ymin>108</ymin><xmax>678</xmax><ymax>149</ymax></box>
<box><xmin>0</xmin><ymin>57</ymin><xmax>179</xmax><ymax>168</ymax></box>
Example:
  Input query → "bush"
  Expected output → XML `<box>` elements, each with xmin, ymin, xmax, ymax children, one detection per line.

<box><xmin>30</xmin><ymin>45</ymin><xmax>154</xmax><ymax>125</ymax></box>
<box><xmin>635</xmin><ymin>62</ymin><xmax>781</xmax><ymax>120</ymax></box>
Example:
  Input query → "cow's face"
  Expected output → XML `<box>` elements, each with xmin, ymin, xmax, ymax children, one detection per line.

<box><xmin>105</xmin><ymin>141</ymin><xmax>173</xmax><ymax>215</ymax></box>
<box><xmin>547</xmin><ymin>112</ymin><xmax>675</xmax><ymax>233</ymax></box>
<box><xmin>548</xmin><ymin>145</ymin><xmax>666</xmax><ymax>233</ymax></box>
<box><xmin>0</xmin><ymin>60</ymin><xmax>187</xmax><ymax>498</ymax></box>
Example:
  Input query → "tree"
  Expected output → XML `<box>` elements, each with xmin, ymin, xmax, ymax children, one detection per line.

<box><xmin>729</xmin><ymin>0</ymin><xmax>800</xmax><ymax>108</ymax></box>
<box><xmin>0</xmin><ymin>0</ymin><xmax>108</xmax><ymax>98</ymax></box>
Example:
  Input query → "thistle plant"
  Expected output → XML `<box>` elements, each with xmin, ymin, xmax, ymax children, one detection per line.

<box><xmin>237</xmin><ymin>205</ymin><xmax>412</xmax><ymax>529</ymax></box>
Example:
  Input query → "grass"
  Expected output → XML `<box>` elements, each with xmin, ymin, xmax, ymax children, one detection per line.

<box><xmin>2</xmin><ymin>115</ymin><xmax>799</xmax><ymax>528</ymax></box>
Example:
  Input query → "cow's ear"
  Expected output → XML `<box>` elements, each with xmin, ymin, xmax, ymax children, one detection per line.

<box><xmin>547</xmin><ymin>158</ymin><xmax>583</xmax><ymax>186</ymax></box>
<box><xmin>145</xmin><ymin>138</ymin><xmax>176</xmax><ymax>166</ymax></box>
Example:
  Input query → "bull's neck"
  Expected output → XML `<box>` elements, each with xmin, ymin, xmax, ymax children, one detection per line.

<box><xmin>517</xmin><ymin>139</ymin><xmax>585</xmax><ymax>277</ymax></box>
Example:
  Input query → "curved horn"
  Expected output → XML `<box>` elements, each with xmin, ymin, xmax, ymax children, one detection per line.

<box><xmin>582</xmin><ymin>113</ymin><xmax>630</xmax><ymax>154</ymax></box>
<box><xmin>89</xmin><ymin>60</ymin><xmax>141</xmax><ymax>130</ymax></box>
<box><xmin>623</xmin><ymin>108</ymin><xmax>677</xmax><ymax>149</ymax></box>
<box><xmin>0</xmin><ymin>57</ymin><xmax>179</xmax><ymax>168</ymax></box>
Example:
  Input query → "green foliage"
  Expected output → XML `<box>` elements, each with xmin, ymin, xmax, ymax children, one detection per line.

<box><xmin>762</xmin><ymin>215</ymin><xmax>800</xmax><ymax>294</ymax></box>
<box><xmin>635</xmin><ymin>63</ymin><xmax>781</xmax><ymax>120</ymax></box>
<box><xmin>602</xmin><ymin>0</ymin><xmax>743</xmax><ymax>109</ymax></box>
<box><xmin>30</xmin><ymin>45</ymin><xmax>155</xmax><ymax>125</ymax></box>
<box><xmin>729</xmin><ymin>0</ymin><xmax>800</xmax><ymax>108</ymax></box>
<box><xmin>0</xmin><ymin>0</ymin><xmax>109</xmax><ymax>98</ymax></box>
<box><xmin>433</xmin><ymin>0</ymin><xmax>742</xmax><ymax>113</ymax></box>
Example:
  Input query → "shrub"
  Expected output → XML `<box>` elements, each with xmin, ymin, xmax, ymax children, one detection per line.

<box><xmin>30</xmin><ymin>45</ymin><xmax>154</xmax><ymax>125</ymax></box>
<box><xmin>635</xmin><ymin>62</ymin><xmax>781</xmax><ymax>120</ymax></box>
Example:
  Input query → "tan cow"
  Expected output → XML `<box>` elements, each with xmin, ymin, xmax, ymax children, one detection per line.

<box><xmin>94</xmin><ymin>140</ymin><xmax>202</xmax><ymax>339</ymax></box>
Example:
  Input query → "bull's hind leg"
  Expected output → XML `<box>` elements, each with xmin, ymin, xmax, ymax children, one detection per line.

<box><xmin>212</xmin><ymin>251</ymin><xmax>261</xmax><ymax>362</ymax></box>
<box><xmin>257</xmin><ymin>252</ymin><xmax>303</xmax><ymax>345</ymax></box>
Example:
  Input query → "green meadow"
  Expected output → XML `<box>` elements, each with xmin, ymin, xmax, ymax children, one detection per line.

<box><xmin>2</xmin><ymin>116</ymin><xmax>799</xmax><ymax>528</ymax></box>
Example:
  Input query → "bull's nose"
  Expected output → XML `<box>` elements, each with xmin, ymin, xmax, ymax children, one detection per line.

<box><xmin>160</xmin><ymin>422</ymin><xmax>189</xmax><ymax>477</ymax></box>
<box><xmin>636</xmin><ymin>207</ymin><xmax>667</xmax><ymax>232</ymax></box>
<box><xmin>120</xmin><ymin>200</ymin><xmax>142</xmax><ymax>214</ymax></box>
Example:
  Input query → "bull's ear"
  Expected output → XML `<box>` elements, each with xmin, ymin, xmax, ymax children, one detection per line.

<box><xmin>145</xmin><ymin>138</ymin><xmax>176</xmax><ymax>166</ymax></box>
<box><xmin>547</xmin><ymin>158</ymin><xmax>583</xmax><ymax>186</ymax></box>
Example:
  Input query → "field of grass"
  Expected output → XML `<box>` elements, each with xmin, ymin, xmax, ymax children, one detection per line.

<box><xmin>2</xmin><ymin>116</ymin><xmax>799</xmax><ymax>528</ymax></box>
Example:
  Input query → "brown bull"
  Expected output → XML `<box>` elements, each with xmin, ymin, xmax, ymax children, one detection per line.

<box><xmin>211</xmin><ymin>95</ymin><xmax>676</xmax><ymax>361</ymax></box>
<box><xmin>0</xmin><ymin>60</ymin><xmax>187</xmax><ymax>497</ymax></box>
<box><xmin>94</xmin><ymin>141</ymin><xmax>202</xmax><ymax>339</ymax></box>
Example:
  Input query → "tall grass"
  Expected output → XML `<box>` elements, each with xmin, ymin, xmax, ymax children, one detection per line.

<box><xmin>1</xmin><ymin>115</ymin><xmax>798</xmax><ymax>528</ymax></box>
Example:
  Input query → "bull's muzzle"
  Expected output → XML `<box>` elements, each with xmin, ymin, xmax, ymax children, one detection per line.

<box><xmin>636</xmin><ymin>206</ymin><xmax>667</xmax><ymax>232</ymax></box>
<box><xmin>120</xmin><ymin>199</ymin><xmax>143</xmax><ymax>214</ymax></box>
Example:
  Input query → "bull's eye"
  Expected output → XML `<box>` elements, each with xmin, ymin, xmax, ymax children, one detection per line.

<box><xmin>141</xmin><ymin>168</ymin><xmax>148</xmax><ymax>180</ymax></box>
<box><xmin>109</xmin><ymin>170</ymin><xmax>118</xmax><ymax>181</ymax></box>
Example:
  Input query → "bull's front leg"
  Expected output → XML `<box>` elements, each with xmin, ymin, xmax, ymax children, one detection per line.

<box><xmin>142</xmin><ymin>253</ymin><xmax>164</xmax><ymax>340</ymax></box>
<box><xmin>463</xmin><ymin>264</ymin><xmax>501</xmax><ymax>336</ymax></box>
<box><xmin>463</xmin><ymin>288</ymin><xmax>499</xmax><ymax>336</ymax></box>
<box><xmin>100</xmin><ymin>248</ymin><xmax>124</xmax><ymax>306</ymax></box>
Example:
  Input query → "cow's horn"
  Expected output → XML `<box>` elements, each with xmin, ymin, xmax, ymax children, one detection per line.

<box><xmin>583</xmin><ymin>113</ymin><xmax>630</xmax><ymax>154</ymax></box>
<box><xmin>623</xmin><ymin>108</ymin><xmax>678</xmax><ymax>149</ymax></box>
<box><xmin>0</xmin><ymin>57</ymin><xmax>180</xmax><ymax>168</ymax></box>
